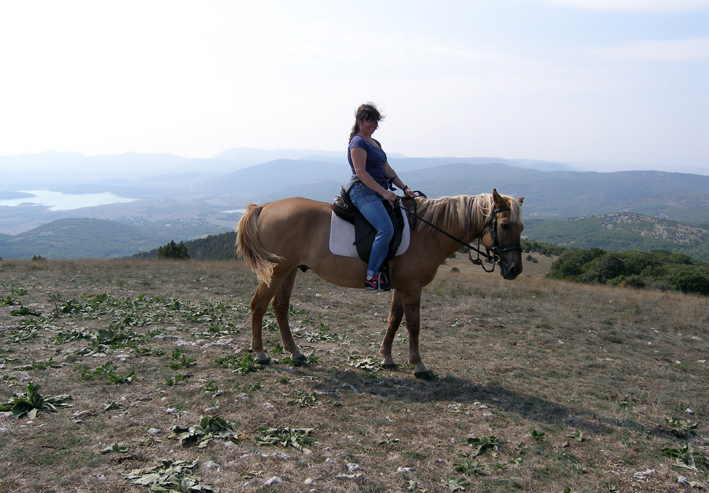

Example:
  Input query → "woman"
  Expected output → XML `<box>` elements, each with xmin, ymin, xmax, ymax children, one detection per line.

<box><xmin>344</xmin><ymin>103</ymin><xmax>415</xmax><ymax>292</ymax></box>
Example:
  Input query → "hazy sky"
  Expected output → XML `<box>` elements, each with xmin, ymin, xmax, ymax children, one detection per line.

<box><xmin>1</xmin><ymin>0</ymin><xmax>708</xmax><ymax>171</ymax></box>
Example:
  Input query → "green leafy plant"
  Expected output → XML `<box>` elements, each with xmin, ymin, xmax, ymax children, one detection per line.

<box><xmin>466</xmin><ymin>435</ymin><xmax>500</xmax><ymax>457</ymax></box>
<box><xmin>255</xmin><ymin>426</ymin><xmax>314</xmax><ymax>451</ymax></box>
<box><xmin>123</xmin><ymin>459</ymin><xmax>217</xmax><ymax>492</ymax></box>
<box><xmin>166</xmin><ymin>374</ymin><xmax>184</xmax><ymax>386</ymax></box>
<box><xmin>0</xmin><ymin>382</ymin><xmax>72</xmax><ymax>419</ymax></box>
<box><xmin>203</xmin><ymin>381</ymin><xmax>218</xmax><ymax>392</ymax></box>
<box><xmin>10</xmin><ymin>305</ymin><xmax>42</xmax><ymax>317</ymax></box>
<box><xmin>662</xmin><ymin>443</ymin><xmax>709</xmax><ymax>473</ymax></box>
<box><xmin>664</xmin><ymin>417</ymin><xmax>699</xmax><ymax>437</ymax></box>
<box><xmin>101</xmin><ymin>443</ymin><xmax>129</xmax><ymax>454</ymax></box>
<box><xmin>169</xmin><ymin>348</ymin><xmax>196</xmax><ymax>369</ymax></box>
<box><xmin>171</xmin><ymin>415</ymin><xmax>245</xmax><ymax>448</ymax></box>
<box><xmin>287</xmin><ymin>390</ymin><xmax>318</xmax><ymax>407</ymax></box>
<box><xmin>444</xmin><ymin>477</ymin><xmax>469</xmax><ymax>491</ymax></box>
<box><xmin>108</xmin><ymin>369</ymin><xmax>135</xmax><ymax>384</ymax></box>
<box><xmin>348</xmin><ymin>355</ymin><xmax>381</xmax><ymax>372</ymax></box>
<box><xmin>215</xmin><ymin>353</ymin><xmax>259</xmax><ymax>374</ymax></box>
<box><xmin>530</xmin><ymin>430</ymin><xmax>546</xmax><ymax>441</ymax></box>
<box><xmin>453</xmin><ymin>459</ymin><xmax>485</xmax><ymax>475</ymax></box>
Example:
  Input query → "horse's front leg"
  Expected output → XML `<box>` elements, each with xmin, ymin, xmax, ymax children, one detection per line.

<box><xmin>380</xmin><ymin>290</ymin><xmax>404</xmax><ymax>369</ymax></box>
<box><xmin>272</xmin><ymin>267</ymin><xmax>305</xmax><ymax>362</ymax></box>
<box><xmin>401</xmin><ymin>286</ymin><xmax>431</xmax><ymax>380</ymax></box>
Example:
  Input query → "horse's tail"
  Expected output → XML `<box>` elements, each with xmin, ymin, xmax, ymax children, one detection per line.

<box><xmin>236</xmin><ymin>203</ymin><xmax>283</xmax><ymax>287</ymax></box>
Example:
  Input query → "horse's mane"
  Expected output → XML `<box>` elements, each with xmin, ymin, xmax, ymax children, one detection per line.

<box><xmin>410</xmin><ymin>193</ymin><xmax>523</xmax><ymax>233</ymax></box>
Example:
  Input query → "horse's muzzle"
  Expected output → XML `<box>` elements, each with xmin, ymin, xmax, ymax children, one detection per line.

<box><xmin>500</xmin><ymin>259</ymin><xmax>522</xmax><ymax>280</ymax></box>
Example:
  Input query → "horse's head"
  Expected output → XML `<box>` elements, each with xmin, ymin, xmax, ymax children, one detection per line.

<box><xmin>481</xmin><ymin>189</ymin><xmax>524</xmax><ymax>280</ymax></box>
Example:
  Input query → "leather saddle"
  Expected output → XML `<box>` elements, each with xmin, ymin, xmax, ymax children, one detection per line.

<box><xmin>333</xmin><ymin>186</ymin><xmax>405</xmax><ymax>267</ymax></box>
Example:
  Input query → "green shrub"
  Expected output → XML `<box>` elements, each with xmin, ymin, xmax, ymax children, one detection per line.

<box><xmin>158</xmin><ymin>240</ymin><xmax>190</xmax><ymax>260</ymax></box>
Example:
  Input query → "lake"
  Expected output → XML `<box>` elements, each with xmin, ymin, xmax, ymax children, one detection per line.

<box><xmin>0</xmin><ymin>190</ymin><xmax>137</xmax><ymax>211</ymax></box>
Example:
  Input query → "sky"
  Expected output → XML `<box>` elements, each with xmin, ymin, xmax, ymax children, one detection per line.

<box><xmin>1</xmin><ymin>0</ymin><xmax>708</xmax><ymax>172</ymax></box>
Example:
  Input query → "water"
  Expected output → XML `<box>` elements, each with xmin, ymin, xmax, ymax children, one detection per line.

<box><xmin>0</xmin><ymin>190</ymin><xmax>136</xmax><ymax>211</ymax></box>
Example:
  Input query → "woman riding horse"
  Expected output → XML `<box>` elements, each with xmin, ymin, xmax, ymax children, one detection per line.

<box><xmin>344</xmin><ymin>103</ymin><xmax>415</xmax><ymax>292</ymax></box>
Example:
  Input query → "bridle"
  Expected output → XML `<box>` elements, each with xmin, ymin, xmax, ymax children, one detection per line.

<box><xmin>467</xmin><ymin>201</ymin><xmax>522</xmax><ymax>272</ymax></box>
<box><xmin>399</xmin><ymin>193</ymin><xmax>522</xmax><ymax>273</ymax></box>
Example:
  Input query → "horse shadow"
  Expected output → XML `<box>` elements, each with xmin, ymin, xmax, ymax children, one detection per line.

<box><xmin>303</xmin><ymin>367</ymin><xmax>676</xmax><ymax>441</ymax></box>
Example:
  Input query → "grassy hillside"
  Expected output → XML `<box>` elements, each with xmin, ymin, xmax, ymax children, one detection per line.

<box><xmin>0</xmin><ymin>258</ymin><xmax>706</xmax><ymax>492</ymax></box>
<box><xmin>0</xmin><ymin>218</ymin><xmax>165</xmax><ymax>260</ymax></box>
<box><xmin>525</xmin><ymin>212</ymin><xmax>709</xmax><ymax>262</ymax></box>
<box><xmin>134</xmin><ymin>231</ymin><xmax>238</xmax><ymax>260</ymax></box>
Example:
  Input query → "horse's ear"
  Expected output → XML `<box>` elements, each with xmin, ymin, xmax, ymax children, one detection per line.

<box><xmin>492</xmin><ymin>188</ymin><xmax>504</xmax><ymax>207</ymax></box>
<box><xmin>517</xmin><ymin>197</ymin><xmax>524</xmax><ymax>206</ymax></box>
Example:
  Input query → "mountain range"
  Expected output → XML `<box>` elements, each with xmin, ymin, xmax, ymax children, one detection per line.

<box><xmin>1</xmin><ymin>148</ymin><xmax>708</xmax><ymax>260</ymax></box>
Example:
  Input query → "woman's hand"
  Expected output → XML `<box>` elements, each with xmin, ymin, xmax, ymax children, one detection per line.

<box><xmin>382</xmin><ymin>190</ymin><xmax>397</xmax><ymax>203</ymax></box>
<box><xmin>404</xmin><ymin>187</ymin><xmax>415</xmax><ymax>198</ymax></box>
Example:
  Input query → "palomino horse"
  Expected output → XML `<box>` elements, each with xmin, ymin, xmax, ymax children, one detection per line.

<box><xmin>236</xmin><ymin>189</ymin><xmax>524</xmax><ymax>380</ymax></box>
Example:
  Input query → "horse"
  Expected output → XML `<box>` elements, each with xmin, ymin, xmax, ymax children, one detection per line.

<box><xmin>236</xmin><ymin>189</ymin><xmax>524</xmax><ymax>380</ymax></box>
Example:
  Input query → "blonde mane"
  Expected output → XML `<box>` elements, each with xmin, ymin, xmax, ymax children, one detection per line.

<box><xmin>409</xmin><ymin>193</ymin><xmax>523</xmax><ymax>233</ymax></box>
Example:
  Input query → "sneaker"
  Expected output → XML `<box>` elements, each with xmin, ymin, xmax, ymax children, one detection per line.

<box><xmin>377</xmin><ymin>274</ymin><xmax>391</xmax><ymax>292</ymax></box>
<box><xmin>364</xmin><ymin>276</ymin><xmax>379</xmax><ymax>291</ymax></box>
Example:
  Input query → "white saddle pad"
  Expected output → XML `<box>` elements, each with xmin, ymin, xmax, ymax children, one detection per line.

<box><xmin>329</xmin><ymin>205</ymin><xmax>410</xmax><ymax>258</ymax></box>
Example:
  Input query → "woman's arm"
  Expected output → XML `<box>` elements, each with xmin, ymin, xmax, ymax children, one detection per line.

<box><xmin>384</xmin><ymin>162</ymin><xmax>415</xmax><ymax>198</ymax></box>
<box><xmin>351</xmin><ymin>148</ymin><xmax>397</xmax><ymax>202</ymax></box>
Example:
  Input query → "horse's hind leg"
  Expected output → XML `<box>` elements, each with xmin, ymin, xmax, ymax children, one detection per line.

<box><xmin>380</xmin><ymin>290</ymin><xmax>404</xmax><ymax>369</ymax></box>
<box><xmin>272</xmin><ymin>267</ymin><xmax>306</xmax><ymax>362</ymax></box>
<box><xmin>249</xmin><ymin>280</ymin><xmax>282</xmax><ymax>364</ymax></box>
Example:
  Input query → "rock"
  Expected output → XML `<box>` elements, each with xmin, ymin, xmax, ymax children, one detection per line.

<box><xmin>264</xmin><ymin>476</ymin><xmax>282</xmax><ymax>486</ymax></box>
<box><xmin>633</xmin><ymin>469</ymin><xmax>655</xmax><ymax>479</ymax></box>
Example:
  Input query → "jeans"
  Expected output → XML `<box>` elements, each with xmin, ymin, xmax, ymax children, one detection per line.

<box><xmin>348</xmin><ymin>182</ymin><xmax>394</xmax><ymax>277</ymax></box>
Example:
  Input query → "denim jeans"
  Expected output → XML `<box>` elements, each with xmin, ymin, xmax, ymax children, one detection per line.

<box><xmin>348</xmin><ymin>182</ymin><xmax>394</xmax><ymax>277</ymax></box>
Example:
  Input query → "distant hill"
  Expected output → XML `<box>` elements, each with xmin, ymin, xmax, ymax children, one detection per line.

<box><xmin>0</xmin><ymin>218</ymin><xmax>169</xmax><ymax>260</ymax></box>
<box><xmin>133</xmin><ymin>231</ymin><xmax>238</xmax><ymax>261</ymax></box>
<box><xmin>405</xmin><ymin>164</ymin><xmax>709</xmax><ymax>223</ymax></box>
<box><xmin>524</xmin><ymin>212</ymin><xmax>709</xmax><ymax>262</ymax></box>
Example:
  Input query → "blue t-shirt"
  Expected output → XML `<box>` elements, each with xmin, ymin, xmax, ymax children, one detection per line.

<box><xmin>347</xmin><ymin>135</ymin><xmax>387</xmax><ymax>181</ymax></box>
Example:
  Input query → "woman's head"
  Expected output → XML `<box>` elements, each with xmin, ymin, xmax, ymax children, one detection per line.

<box><xmin>349</xmin><ymin>103</ymin><xmax>384</xmax><ymax>142</ymax></box>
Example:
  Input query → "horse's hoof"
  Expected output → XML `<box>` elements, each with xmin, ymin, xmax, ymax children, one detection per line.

<box><xmin>256</xmin><ymin>357</ymin><xmax>271</xmax><ymax>365</ymax></box>
<box><xmin>294</xmin><ymin>353</ymin><xmax>307</xmax><ymax>363</ymax></box>
<box><xmin>382</xmin><ymin>363</ymin><xmax>398</xmax><ymax>370</ymax></box>
<box><xmin>414</xmin><ymin>370</ymin><xmax>433</xmax><ymax>381</ymax></box>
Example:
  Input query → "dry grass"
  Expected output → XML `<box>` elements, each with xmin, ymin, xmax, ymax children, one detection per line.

<box><xmin>0</xmin><ymin>255</ymin><xmax>707</xmax><ymax>492</ymax></box>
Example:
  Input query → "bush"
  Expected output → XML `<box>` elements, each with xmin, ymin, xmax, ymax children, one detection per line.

<box><xmin>669</xmin><ymin>270</ymin><xmax>709</xmax><ymax>296</ymax></box>
<box><xmin>598</xmin><ymin>255</ymin><xmax>625</xmax><ymax>281</ymax></box>
<box><xmin>547</xmin><ymin>248</ymin><xmax>709</xmax><ymax>297</ymax></box>
<box><xmin>624</xmin><ymin>275</ymin><xmax>646</xmax><ymax>289</ymax></box>
<box><xmin>158</xmin><ymin>241</ymin><xmax>190</xmax><ymax>260</ymax></box>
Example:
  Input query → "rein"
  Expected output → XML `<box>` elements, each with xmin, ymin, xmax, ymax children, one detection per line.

<box><xmin>399</xmin><ymin>194</ymin><xmax>521</xmax><ymax>273</ymax></box>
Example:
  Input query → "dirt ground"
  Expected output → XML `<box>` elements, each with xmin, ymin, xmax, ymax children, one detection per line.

<box><xmin>0</xmin><ymin>254</ymin><xmax>707</xmax><ymax>492</ymax></box>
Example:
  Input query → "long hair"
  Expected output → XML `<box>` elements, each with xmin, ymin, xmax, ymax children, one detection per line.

<box><xmin>349</xmin><ymin>103</ymin><xmax>384</xmax><ymax>143</ymax></box>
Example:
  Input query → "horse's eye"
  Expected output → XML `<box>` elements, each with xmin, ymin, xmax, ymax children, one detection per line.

<box><xmin>500</xmin><ymin>222</ymin><xmax>509</xmax><ymax>229</ymax></box>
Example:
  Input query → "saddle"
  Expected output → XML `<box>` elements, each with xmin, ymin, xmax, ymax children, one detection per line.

<box><xmin>333</xmin><ymin>186</ymin><xmax>405</xmax><ymax>267</ymax></box>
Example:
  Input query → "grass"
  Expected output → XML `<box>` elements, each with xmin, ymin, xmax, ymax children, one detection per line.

<box><xmin>0</xmin><ymin>256</ymin><xmax>707</xmax><ymax>492</ymax></box>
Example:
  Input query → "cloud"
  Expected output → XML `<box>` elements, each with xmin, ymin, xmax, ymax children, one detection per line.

<box><xmin>260</xmin><ymin>18</ymin><xmax>493</xmax><ymax>68</ymax></box>
<box><xmin>589</xmin><ymin>38</ymin><xmax>709</xmax><ymax>60</ymax></box>
<box><xmin>526</xmin><ymin>0</ymin><xmax>709</xmax><ymax>11</ymax></box>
